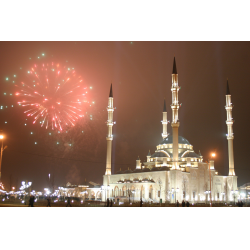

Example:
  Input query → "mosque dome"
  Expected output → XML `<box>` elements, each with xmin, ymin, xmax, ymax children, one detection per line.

<box><xmin>159</xmin><ymin>166</ymin><xmax>170</xmax><ymax>171</ymax></box>
<box><xmin>151</xmin><ymin>167</ymin><xmax>161</xmax><ymax>171</ymax></box>
<box><xmin>141</xmin><ymin>168</ymin><xmax>151</xmax><ymax>172</ymax></box>
<box><xmin>151</xmin><ymin>152</ymin><xmax>169</xmax><ymax>158</ymax></box>
<box><xmin>183</xmin><ymin>151</ymin><xmax>201</xmax><ymax>158</ymax></box>
<box><xmin>116</xmin><ymin>170</ymin><xmax>124</xmax><ymax>174</ymax></box>
<box><xmin>124</xmin><ymin>169</ymin><xmax>133</xmax><ymax>173</ymax></box>
<box><xmin>133</xmin><ymin>169</ymin><xmax>143</xmax><ymax>173</ymax></box>
<box><xmin>160</xmin><ymin>135</ymin><xmax>191</xmax><ymax>145</ymax></box>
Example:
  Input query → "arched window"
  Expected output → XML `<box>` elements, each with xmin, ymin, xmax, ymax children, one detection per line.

<box><xmin>114</xmin><ymin>186</ymin><xmax>119</xmax><ymax>197</ymax></box>
<box><xmin>122</xmin><ymin>185</ymin><xmax>126</xmax><ymax>196</ymax></box>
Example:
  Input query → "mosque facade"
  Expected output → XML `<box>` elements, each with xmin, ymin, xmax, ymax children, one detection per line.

<box><xmin>102</xmin><ymin>58</ymin><xmax>238</xmax><ymax>204</ymax></box>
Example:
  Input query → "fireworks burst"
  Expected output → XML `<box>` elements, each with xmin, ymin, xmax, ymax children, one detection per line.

<box><xmin>14</xmin><ymin>61</ymin><xmax>89</xmax><ymax>131</ymax></box>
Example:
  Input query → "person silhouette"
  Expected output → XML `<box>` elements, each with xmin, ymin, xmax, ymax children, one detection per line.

<box><xmin>66</xmin><ymin>197</ymin><xmax>72</xmax><ymax>207</ymax></box>
<box><xmin>46</xmin><ymin>197</ymin><xmax>51</xmax><ymax>207</ymax></box>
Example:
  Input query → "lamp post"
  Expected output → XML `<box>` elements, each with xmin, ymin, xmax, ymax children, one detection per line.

<box><xmin>221</xmin><ymin>192</ymin><xmax>225</xmax><ymax>202</ymax></box>
<box><xmin>128</xmin><ymin>188</ymin><xmax>131</xmax><ymax>204</ymax></box>
<box><xmin>101</xmin><ymin>185</ymin><xmax>106</xmax><ymax>205</ymax></box>
<box><xmin>107</xmin><ymin>185</ymin><xmax>110</xmax><ymax>202</ymax></box>
<box><xmin>172</xmin><ymin>188</ymin><xmax>179</xmax><ymax>204</ymax></box>
<box><xmin>102</xmin><ymin>185</ymin><xmax>110</xmax><ymax>205</ymax></box>
<box><xmin>167</xmin><ymin>190</ymin><xmax>171</xmax><ymax>203</ymax></box>
<box><xmin>0</xmin><ymin>134</ymin><xmax>7</xmax><ymax>183</ymax></box>
<box><xmin>205</xmin><ymin>190</ymin><xmax>210</xmax><ymax>204</ymax></box>
<box><xmin>158</xmin><ymin>179</ymin><xmax>162</xmax><ymax>204</ymax></box>
<box><xmin>231</xmin><ymin>190</ymin><xmax>238</xmax><ymax>205</ymax></box>
<box><xmin>132</xmin><ymin>190</ymin><xmax>135</xmax><ymax>203</ymax></box>
<box><xmin>207</xmin><ymin>153</ymin><xmax>216</xmax><ymax>207</ymax></box>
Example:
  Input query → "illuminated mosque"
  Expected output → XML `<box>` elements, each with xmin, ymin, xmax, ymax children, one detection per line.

<box><xmin>101</xmin><ymin>57</ymin><xmax>238</xmax><ymax>204</ymax></box>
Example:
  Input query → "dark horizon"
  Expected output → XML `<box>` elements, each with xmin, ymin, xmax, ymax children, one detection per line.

<box><xmin>0</xmin><ymin>41</ymin><xmax>249</xmax><ymax>191</ymax></box>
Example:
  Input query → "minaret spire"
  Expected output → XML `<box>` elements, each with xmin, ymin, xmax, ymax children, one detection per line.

<box><xmin>171</xmin><ymin>57</ymin><xmax>180</xmax><ymax>170</ymax></box>
<box><xmin>109</xmin><ymin>83</ymin><xmax>113</xmax><ymax>97</ymax></box>
<box><xmin>163</xmin><ymin>98</ymin><xmax>167</xmax><ymax>112</ymax></box>
<box><xmin>226</xmin><ymin>79</ymin><xmax>230</xmax><ymax>95</ymax></box>
<box><xmin>172</xmin><ymin>57</ymin><xmax>177</xmax><ymax>74</ymax></box>
<box><xmin>225</xmin><ymin>80</ymin><xmax>235</xmax><ymax>176</ymax></box>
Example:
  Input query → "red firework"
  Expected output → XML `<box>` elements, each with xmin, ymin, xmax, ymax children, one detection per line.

<box><xmin>15</xmin><ymin>62</ymin><xmax>88</xmax><ymax>131</ymax></box>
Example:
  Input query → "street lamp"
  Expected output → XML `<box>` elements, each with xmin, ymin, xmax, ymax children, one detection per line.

<box><xmin>101</xmin><ymin>185</ymin><xmax>105</xmax><ymax>201</ymax></box>
<box><xmin>0</xmin><ymin>134</ymin><xmax>7</xmax><ymax>182</ymax></box>
<box><xmin>128</xmin><ymin>188</ymin><xmax>131</xmax><ymax>204</ymax></box>
<box><xmin>158</xmin><ymin>179</ymin><xmax>162</xmax><ymax>204</ymax></box>
<box><xmin>167</xmin><ymin>190</ymin><xmax>171</xmax><ymax>202</ymax></box>
<box><xmin>208</xmin><ymin>152</ymin><xmax>216</xmax><ymax>207</ymax></box>
<box><xmin>221</xmin><ymin>192</ymin><xmax>225</xmax><ymax>202</ymax></box>
<box><xmin>131</xmin><ymin>190</ymin><xmax>135</xmax><ymax>203</ymax></box>
<box><xmin>107</xmin><ymin>185</ymin><xmax>110</xmax><ymax>200</ymax></box>
<box><xmin>102</xmin><ymin>185</ymin><xmax>110</xmax><ymax>205</ymax></box>
<box><xmin>231</xmin><ymin>190</ymin><xmax>238</xmax><ymax>205</ymax></box>
<box><xmin>205</xmin><ymin>190</ymin><xmax>210</xmax><ymax>204</ymax></box>
<box><xmin>172</xmin><ymin>188</ymin><xmax>179</xmax><ymax>204</ymax></box>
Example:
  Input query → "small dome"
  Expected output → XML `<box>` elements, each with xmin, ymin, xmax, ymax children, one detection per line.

<box><xmin>124</xmin><ymin>169</ymin><xmax>133</xmax><ymax>173</ymax></box>
<box><xmin>141</xmin><ymin>168</ymin><xmax>151</xmax><ymax>172</ymax></box>
<box><xmin>133</xmin><ymin>178</ymin><xmax>140</xmax><ymax>182</ymax></box>
<box><xmin>124</xmin><ymin>179</ymin><xmax>132</xmax><ymax>183</ymax></box>
<box><xmin>133</xmin><ymin>169</ymin><xmax>142</xmax><ymax>173</ymax></box>
<box><xmin>184</xmin><ymin>151</ymin><xmax>201</xmax><ymax>158</ymax></box>
<box><xmin>151</xmin><ymin>167</ymin><xmax>161</xmax><ymax>171</ymax></box>
<box><xmin>151</xmin><ymin>152</ymin><xmax>169</xmax><ymax>158</ymax></box>
<box><xmin>159</xmin><ymin>166</ymin><xmax>170</xmax><ymax>171</ymax></box>
<box><xmin>160</xmin><ymin>135</ymin><xmax>191</xmax><ymax>145</ymax></box>
<box><xmin>116</xmin><ymin>170</ymin><xmax>124</xmax><ymax>174</ymax></box>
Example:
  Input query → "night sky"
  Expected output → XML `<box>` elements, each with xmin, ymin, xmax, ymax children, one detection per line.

<box><xmin>0</xmin><ymin>41</ymin><xmax>250</xmax><ymax>191</ymax></box>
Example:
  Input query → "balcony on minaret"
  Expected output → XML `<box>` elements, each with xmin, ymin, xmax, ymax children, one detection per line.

<box><xmin>162</xmin><ymin>133</ymin><xmax>169</xmax><ymax>139</ymax></box>
<box><xmin>106</xmin><ymin>134</ymin><xmax>113</xmax><ymax>140</ymax></box>
<box><xmin>226</xmin><ymin>120</ymin><xmax>233</xmax><ymax>125</ymax></box>
<box><xmin>161</xmin><ymin>121</ymin><xmax>168</xmax><ymax>125</ymax></box>
<box><xmin>225</xmin><ymin>107</ymin><xmax>232</xmax><ymax>111</ymax></box>
<box><xmin>106</xmin><ymin>121</ymin><xmax>114</xmax><ymax>126</ymax></box>
<box><xmin>171</xmin><ymin>121</ymin><xmax>180</xmax><ymax>126</ymax></box>
<box><xmin>107</xmin><ymin>107</ymin><xmax>114</xmax><ymax>112</ymax></box>
<box><xmin>227</xmin><ymin>135</ymin><xmax>234</xmax><ymax>140</ymax></box>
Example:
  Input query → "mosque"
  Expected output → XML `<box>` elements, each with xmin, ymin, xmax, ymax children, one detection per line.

<box><xmin>101</xmin><ymin>57</ymin><xmax>238</xmax><ymax>204</ymax></box>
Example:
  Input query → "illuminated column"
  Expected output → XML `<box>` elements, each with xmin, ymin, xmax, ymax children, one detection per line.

<box><xmin>225</xmin><ymin>80</ymin><xmax>235</xmax><ymax>176</ymax></box>
<box><xmin>105</xmin><ymin>84</ymin><xmax>115</xmax><ymax>177</ymax></box>
<box><xmin>171</xmin><ymin>57</ymin><xmax>180</xmax><ymax>170</ymax></box>
<box><xmin>162</xmin><ymin>99</ymin><xmax>169</xmax><ymax>139</ymax></box>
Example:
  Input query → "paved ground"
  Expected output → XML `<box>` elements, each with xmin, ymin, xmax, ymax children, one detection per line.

<box><xmin>0</xmin><ymin>200</ymin><xmax>245</xmax><ymax>207</ymax></box>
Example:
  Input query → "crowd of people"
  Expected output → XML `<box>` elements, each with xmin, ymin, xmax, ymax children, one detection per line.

<box><xmin>176</xmin><ymin>200</ymin><xmax>189</xmax><ymax>207</ymax></box>
<box><xmin>26</xmin><ymin>196</ymin><xmax>245</xmax><ymax>207</ymax></box>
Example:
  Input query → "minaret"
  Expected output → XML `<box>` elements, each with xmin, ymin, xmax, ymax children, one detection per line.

<box><xmin>105</xmin><ymin>83</ymin><xmax>114</xmax><ymax>176</ymax></box>
<box><xmin>171</xmin><ymin>57</ymin><xmax>180</xmax><ymax>169</ymax></box>
<box><xmin>225</xmin><ymin>80</ymin><xmax>235</xmax><ymax>176</ymax></box>
<box><xmin>161</xmin><ymin>99</ymin><xmax>169</xmax><ymax>139</ymax></box>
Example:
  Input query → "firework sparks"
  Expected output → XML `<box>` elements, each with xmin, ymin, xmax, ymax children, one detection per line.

<box><xmin>15</xmin><ymin>62</ymin><xmax>88</xmax><ymax>131</ymax></box>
